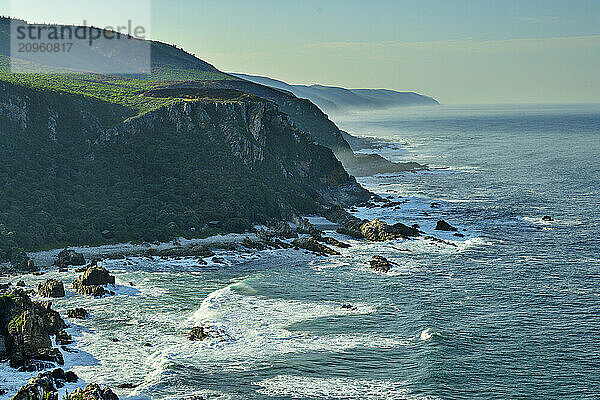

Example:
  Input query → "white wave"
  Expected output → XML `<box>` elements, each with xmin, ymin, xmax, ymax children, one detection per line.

<box><xmin>254</xmin><ymin>375</ymin><xmax>439</xmax><ymax>400</ymax></box>
<box><xmin>419</xmin><ymin>328</ymin><xmax>434</xmax><ymax>341</ymax></box>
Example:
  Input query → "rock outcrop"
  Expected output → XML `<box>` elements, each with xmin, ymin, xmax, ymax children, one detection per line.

<box><xmin>369</xmin><ymin>255</ymin><xmax>395</xmax><ymax>273</ymax></box>
<box><xmin>360</xmin><ymin>219</ymin><xmax>420</xmax><ymax>241</ymax></box>
<box><xmin>54</xmin><ymin>250</ymin><xmax>86</xmax><ymax>268</ymax></box>
<box><xmin>72</xmin><ymin>265</ymin><xmax>115</xmax><ymax>297</ymax></box>
<box><xmin>0</xmin><ymin>289</ymin><xmax>66</xmax><ymax>369</ymax></box>
<box><xmin>38</xmin><ymin>279</ymin><xmax>65</xmax><ymax>298</ymax></box>
<box><xmin>188</xmin><ymin>326</ymin><xmax>228</xmax><ymax>341</ymax></box>
<box><xmin>66</xmin><ymin>308</ymin><xmax>89</xmax><ymax>319</ymax></box>
<box><xmin>292</xmin><ymin>237</ymin><xmax>340</xmax><ymax>256</ymax></box>
<box><xmin>66</xmin><ymin>383</ymin><xmax>118</xmax><ymax>400</ymax></box>
<box><xmin>435</xmin><ymin>220</ymin><xmax>458</xmax><ymax>232</ymax></box>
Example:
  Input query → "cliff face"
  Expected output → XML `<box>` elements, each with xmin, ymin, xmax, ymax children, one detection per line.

<box><xmin>0</xmin><ymin>81</ymin><xmax>368</xmax><ymax>259</ymax></box>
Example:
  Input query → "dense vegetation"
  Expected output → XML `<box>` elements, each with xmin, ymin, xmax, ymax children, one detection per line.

<box><xmin>0</xmin><ymin>17</ymin><xmax>369</xmax><ymax>267</ymax></box>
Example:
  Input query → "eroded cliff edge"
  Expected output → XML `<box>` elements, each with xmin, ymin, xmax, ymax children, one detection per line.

<box><xmin>0</xmin><ymin>82</ymin><xmax>369</xmax><ymax>268</ymax></box>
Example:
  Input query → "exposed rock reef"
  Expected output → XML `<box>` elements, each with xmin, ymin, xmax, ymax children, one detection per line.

<box><xmin>66</xmin><ymin>308</ymin><xmax>88</xmax><ymax>319</ymax></box>
<box><xmin>292</xmin><ymin>237</ymin><xmax>340</xmax><ymax>256</ymax></box>
<box><xmin>37</xmin><ymin>279</ymin><xmax>65</xmax><ymax>298</ymax></box>
<box><xmin>0</xmin><ymin>289</ymin><xmax>66</xmax><ymax>370</ymax></box>
<box><xmin>54</xmin><ymin>250</ymin><xmax>86</xmax><ymax>268</ymax></box>
<box><xmin>72</xmin><ymin>265</ymin><xmax>115</xmax><ymax>297</ymax></box>
<box><xmin>369</xmin><ymin>256</ymin><xmax>396</xmax><ymax>273</ymax></box>
<box><xmin>435</xmin><ymin>220</ymin><xmax>458</xmax><ymax>232</ymax></box>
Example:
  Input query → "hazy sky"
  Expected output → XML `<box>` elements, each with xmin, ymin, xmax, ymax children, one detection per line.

<box><xmin>3</xmin><ymin>0</ymin><xmax>600</xmax><ymax>104</ymax></box>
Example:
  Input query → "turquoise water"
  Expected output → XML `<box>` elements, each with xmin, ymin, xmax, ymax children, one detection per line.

<box><xmin>2</xmin><ymin>104</ymin><xmax>599</xmax><ymax>399</ymax></box>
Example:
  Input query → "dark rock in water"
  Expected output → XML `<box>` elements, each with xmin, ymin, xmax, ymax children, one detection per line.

<box><xmin>337</xmin><ymin>219</ymin><xmax>365</xmax><ymax>238</ymax></box>
<box><xmin>74</xmin><ymin>265</ymin><xmax>115</xmax><ymax>286</ymax></box>
<box><xmin>72</xmin><ymin>265</ymin><xmax>115</xmax><ymax>297</ymax></box>
<box><xmin>0</xmin><ymin>389</ymin><xmax>6</xmax><ymax>396</ymax></box>
<box><xmin>110</xmin><ymin>338</ymin><xmax>119</xmax><ymax>343</ymax></box>
<box><xmin>188</xmin><ymin>327</ymin><xmax>209</xmax><ymax>341</ymax></box>
<box><xmin>361</xmin><ymin>219</ymin><xmax>420</xmax><ymax>241</ymax></box>
<box><xmin>116</xmin><ymin>383</ymin><xmax>138</xmax><ymax>389</ymax></box>
<box><xmin>54</xmin><ymin>249</ymin><xmax>86</xmax><ymax>268</ymax></box>
<box><xmin>368</xmin><ymin>255</ymin><xmax>395</xmax><ymax>273</ymax></box>
<box><xmin>295</xmin><ymin>217</ymin><xmax>322</xmax><ymax>236</ymax></box>
<box><xmin>0</xmin><ymin>289</ymin><xmax>67</xmax><ymax>369</ymax></box>
<box><xmin>38</xmin><ymin>279</ymin><xmax>65</xmax><ymax>298</ymax></box>
<box><xmin>542</xmin><ymin>215</ymin><xmax>554</xmax><ymax>221</ymax></box>
<box><xmin>424</xmin><ymin>236</ymin><xmax>458</xmax><ymax>247</ymax></box>
<box><xmin>291</xmin><ymin>237</ymin><xmax>340</xmax><ymax>256</ymax></box>
<box><xmin>55</xmin><ymin>330</ymin><xmax>73</xmax><ymax>345</ymax></box>
<box><xmin>11</xmin><ymin>252</ymin><xmax>38</xmax><ymax>273</ymax></box>
<box><xmin>65</xmin><ymin>370</ymin><xmax>79</xmax><ymax>383</ymax></box>
<box><xmin>187</xmin><ymin>325</ymin><xmax>229</xmax><ymax>342</ymax></box>
<box><xmin>454</xmin><ymin>233</ymin><xmax>465</xmax><ymax>238</ymax></box>
<box><xmin>12</xmin><ymin>371</ymin><xmax>57</xmax><ymax>400</ymax></box>
<box><xmin>391</xmin><ymin>222</ymin><xmax>421</xmax><ymax>237</ymax></box>
<box><xmin>68</xmin><ymin>383</ymin><xmax>119</xmax><ymax>400</ymax></box>
<box><xmin>51</xmin><ymin>367</ymin><xmax>66</xmax><ymax>382</ymax></box>
<box><xmin>178</xmin><ymin>396</ymin><xmax>206</xmax><ymax>400</ymax></box>
<box><xmin>270</xmin><ymin>221</ymin><xmax>298</xmax><ymax>239</ymax></box>
<box><xmin>430</xmin><ymin>202</ymin><xmax>441</xmax><ymax>208</ymax></box>
<box><xmin>211</xmin><ymin>257</ymin><xmax>226</xmax><ymax>264</ymax></box>
<box><xmin>16</xmin><ymin>280</ymin><xmax>26</xmax><ymax>287</ymax></box>
<box><xmin>73</xmin><ymin>284</ymin><xmax>108</xmax><ymax>298</ymax></box>
<box><xmin>316</xmin><ymin>236</ymin><xmax>351</xmax><ymax>248</ymax></box>
<box><xmin>6</xmin><ymin>310</ymin><xmax>65</xmax><ymax>367</ymax></box>
<box><xmin>435</xmin><ymin>220</ymin><xmax>458</xmax><ymax>232</ymax></box>
<box><xmin>341</xmin><ymin>304</ymin><xmax>358</xmax><ymax>311</ymax></box>
<box><xmin>18</xmin><ymin>360</ymin><xmax>57</xmax><ymax>373</ymax></box>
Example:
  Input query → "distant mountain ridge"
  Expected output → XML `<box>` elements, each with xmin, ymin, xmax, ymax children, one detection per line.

<box><xmin>232</xmin><ymin>73</ymin><xmax>439</xmax><ymax>113</ymax></box>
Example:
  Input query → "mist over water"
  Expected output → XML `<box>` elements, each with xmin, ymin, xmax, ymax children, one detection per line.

<box><xmin>3</xmin><ymin>104</ymin><xmax>600</xmax><ymax>399</ymax></box>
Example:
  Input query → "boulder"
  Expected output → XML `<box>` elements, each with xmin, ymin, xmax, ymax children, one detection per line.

<box><xmin>270</xmin><ymin>221</ymin><xmax>298</xmax><ymax>239</ymax></box>
<box><xmin>6</xmin><ymin>310</ymin><xmax>64</xmax><ymax>368</ymax></box>
<box><xmin>74</xmin><ymin>265</ymin><xmax>115</xmax><ymax>286</ymax></box>
<box><xmin>66</xmin><ymin>308</ymin><xmax>89</xmax><ymax>319</ymax></box>
<box><xmin>11</xmin><ymin>253</ymin><xmax>38</xmax><ymax>273</ymax></box>
<box><xmin>65</xmin><ymin>371</ymin><xmax>78</xmax><ymax>383</ymax></box>
<box><xmin>316</xmin><ymin>236</ymin><xmax>351</xmax><ymax>248</ymax></box>
<box><xmin>292</xmin><ymin>237</ymin><xmax>340</xmax><ymax>256</ymax></box>
<box><xmin>72</xmin><ymin>266</ymin><xmax>115</xmax><ymax>297</ymax></box>
<box><xmin>187</xmin><ymin>327</ymin><xmax>209</xmax><ymax>341</ymax></box>
<box><xmin>54</xmin><ymin>249</ymin><xmax>86</xmax><ymax>268</ymax></box>
<box><xmin>55</xmin><ymin>330</ymin><xmax>73</xmax><ymax>346</ymax></box>
<box><xmin>360</xmin><ymin>219</ymin><xmax>419</xmax><ymax>241</ymax></box>
<box><xmin>369</xmin><ymin>255</ymin><xmax>395</xmax><ymax>273</ymax></box>
<box><xmin>295</xmin><ymin>218</ymin><xmax>322</xmax><ymax>236</ymax></box>
<box><xmin>187</xmin><ymin>326</ymin><xmax>228</xmax><ymax>341</ymax></box>
<box><xmin>12</xmin><ymin>371</ymin><xmax>57</xmax><ymax>400</ymax></box>
<box><xmin>38</xmin><ymin>279</ymin><xmax>65</xmax><ymax>298</ymax></box>
<box><xmin>336</xmin><ymin>219</ymin><xmax>365</xmax><ymax>239</ymax></box>
<box><xmin>542</xmin><ymin>215</ymin><xmax>554</xmax><ymax>221</ymax></box>
<box><xmin>0</xmin><ymin>290</ymin><xmax>66</xmax><ymax>369</ymax></box>
<box><xmin>67</xmin><ymin>383</ymin><xmax>119</xmax><ymax>400</ymax></box>
<box><xmin>435</xmin><ymin>220</ymin><xmax>458</xmax><ymax>232</ymax></box>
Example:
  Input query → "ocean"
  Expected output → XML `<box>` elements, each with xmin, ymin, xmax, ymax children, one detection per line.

<box><xmin>2</xmin><ymin>104</ymin><xmax>599</xmax><ymax>399</ymax></box>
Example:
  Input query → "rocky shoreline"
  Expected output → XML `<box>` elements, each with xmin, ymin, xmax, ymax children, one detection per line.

<box><xmin>1</xmin><ymin>201</ymin><xmax>466</xmax><ymax>399</ymax></box>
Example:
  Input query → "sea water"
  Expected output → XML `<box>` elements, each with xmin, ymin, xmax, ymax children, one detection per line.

<box><xmin>2</xmin><ymin>104</ymin><xmax>599</xmax><ymax>399</ymax></box>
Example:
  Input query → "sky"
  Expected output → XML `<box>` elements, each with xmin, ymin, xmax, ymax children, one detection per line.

<box><xmin>3</xmin><ymin>0</ymin><xmax>600</xmax><ymax>104</ymax></box>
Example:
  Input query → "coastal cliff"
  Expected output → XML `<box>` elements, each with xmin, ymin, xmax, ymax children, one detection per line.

<box><xmin>0</xmin><ymin>82</ymin><xmax>368</xmax><ymax>269</ymax></box>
